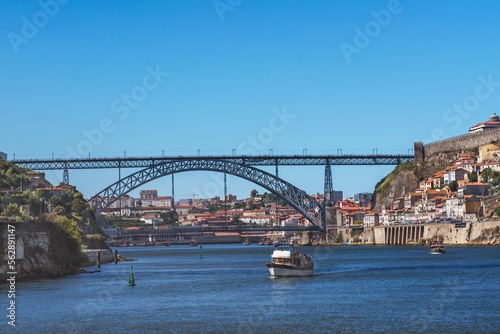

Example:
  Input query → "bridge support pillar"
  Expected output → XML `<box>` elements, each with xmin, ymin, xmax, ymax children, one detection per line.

<box><xmin>325</xmin><ymin>206</ymin><xmax>338</xmax><ymax>243</ymax></box>
<box><xmin>302</xmin><ymin>231</ymin><xmax>312</xmax><ymax>245</ymax></box>
<box><xmin>96</xmin><ymin>251</ymin><xmax>101</xmax><ymax>268</ymax></box>
<box><xmin>63</xmin><ymin>169</ymin><xmax>69</xmax><ymax>185</ymax></box>
<box><xmin>324</xmin><ymin>165</ymin><xmax>333</xmax><ymax>206</ymax></box>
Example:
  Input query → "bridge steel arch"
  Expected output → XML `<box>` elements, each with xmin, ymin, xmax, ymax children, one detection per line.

<box><xmin>88</xmin><ymin>159</ymin><xmax>326</xmax><ymax>231</ymax></box>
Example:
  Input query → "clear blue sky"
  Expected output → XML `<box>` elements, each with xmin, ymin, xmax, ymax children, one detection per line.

<box><xmin>2</xmin><ymin>0</ymin><xmax>500</xmax><ymax>201</ymax></box>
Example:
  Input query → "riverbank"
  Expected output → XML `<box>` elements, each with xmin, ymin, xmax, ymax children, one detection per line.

<box><xmin>0</xmin><ymin>221</ymin><xmax>88</xmax><ymax>281</ymax></box>
<box><xmin>0</xmin><ymin>220</ymin><xmax>113</xmax><ymax>282</ymax></box>
<box><xmin>334</xmin><ymin>220</ymin><xmax>500</xmax><ymax>246</ymax></box>
<box><xmin>82</xmin><ymin>249</ymin><xmax>115</xmax><ymax>266</ymax></box>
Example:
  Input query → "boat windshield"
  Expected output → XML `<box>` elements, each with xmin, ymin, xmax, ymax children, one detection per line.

<box><xmin>272</xmin><ymin>258</ymin><xmax>292</xmax><ymax>264</ymax></box>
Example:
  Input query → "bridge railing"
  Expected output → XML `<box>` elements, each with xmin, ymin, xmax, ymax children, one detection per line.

<box><xmin>10</xmin><ymin>153</ymin><xmax>414</xmax><ymax>162</ymax></box>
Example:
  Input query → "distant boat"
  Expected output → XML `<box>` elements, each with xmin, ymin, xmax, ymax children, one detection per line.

<box><xmin>189</xmin><ymin>240</ymin><xmax>197</xmax><ymax>247</ymax></box>
<box><xmin>430</xmin><ymin>238</ymin><xmax>445</xmax><ymax>254</ymax></box>
<box><xmin>243</xmin><ymin>238</ymin><xmax>251</xmax><ymax>245</ymax></box>
<box><xmin>266</xmin><ymin>246</ymin><xmax>313</xmax><ymax>277</ymax></box>
<box><xmin>273</xmin><ymin>240</ymin><xmax>288</xmax><ymax>247</ymax></box>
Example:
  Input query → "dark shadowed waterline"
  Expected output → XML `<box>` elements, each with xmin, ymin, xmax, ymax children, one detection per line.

<box><xmin>2</xmin><ymin>245</ymin><xmax>500</xmax><ymax>333</ymax></box>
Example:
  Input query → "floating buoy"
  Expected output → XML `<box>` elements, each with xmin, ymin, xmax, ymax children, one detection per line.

<box><xmin>127</xmin><ymin>265</ymin><xmax>136</xmax><ymax>286</ymax></box>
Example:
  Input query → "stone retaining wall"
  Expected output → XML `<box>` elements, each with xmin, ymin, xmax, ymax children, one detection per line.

<box><xmin>337</xmin><ymin>220</ymin><xmax>500</xmax><ymax>245</ymax></box>
<box><xmin>422</xmin><ymin>128</ymin><xmax>500</xmax><ymax>159</ymax></box>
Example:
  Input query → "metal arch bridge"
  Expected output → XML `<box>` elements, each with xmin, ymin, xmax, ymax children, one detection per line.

<box><xmin>10</xmin><ymin>154</ymin><xmax>414</xmax><ymax>170</ymax></box>
<box><xmin>88</xmin><ymin>159</ymin><xmax>327</xmax><ymax>231</ymax></box>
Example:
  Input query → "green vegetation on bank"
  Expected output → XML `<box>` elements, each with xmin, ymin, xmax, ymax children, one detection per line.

<box><xmin>0</xmin><ymin>158</ymin><xmax>106</xmax><ymax>251</ymax></box>
<box><xmin>12</xmin><ymin>216</ymin><xmax>89</xmax><ymax>269</ymax></box>
<box><xmin>374</xmin><ymin>161</ymin><xmax>433</xmax><ymax>195</ymax></box>
<box><xmin>0</xmin><ymin>159</ymin><xmax>29</xmax><ymax>190</ymax></box>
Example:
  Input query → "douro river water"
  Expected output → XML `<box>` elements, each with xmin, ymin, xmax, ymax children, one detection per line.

<box><xmin>3</xmin><ymin>245</ymin><xmax>500</xmax><ymax>333</ymax></box>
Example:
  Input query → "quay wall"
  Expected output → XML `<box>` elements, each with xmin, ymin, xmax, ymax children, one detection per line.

<box><xmin>337</xmin><ymin>227</ymin><xmax>375</xmax><ymax>245</ymax></box>
<box><xmin>0</xmin><ymin>230</ymin><xmax>79</xmax><ymax>281</ymax></box>
<box><xmin>338</xmin><ymin>220</ymin><xmax>500</xmax><ymax>245</ymax></box>
<box><xmin>82</xmin><ymin>249</ymin><xmax>115</xmax><ymax>266</ymax></box>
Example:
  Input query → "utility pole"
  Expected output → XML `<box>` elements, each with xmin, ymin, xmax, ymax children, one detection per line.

<box><xmin>275</xmin><ymin>161</ymin><xmax>279</xmax><ymax>227</ymax></box>
<box><xmin>172</xmin><ymin>174</ymin><xmax>175</xmax><ymax>228</ymax></box>
<box><xmin>119</xmin><ymin>161</ymin><xmax>122</xmax><ymax>230</ymax></box>
<box><xmin>224</xmin><ymin>173</ymin><xmax>227</xmax><ymax>228</ymax></box>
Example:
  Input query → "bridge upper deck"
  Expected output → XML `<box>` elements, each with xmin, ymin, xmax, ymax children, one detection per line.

<box><xmin>11</xmin><ymin>154</ymin><xmax>414</xmax><ymax>170</ymax></box>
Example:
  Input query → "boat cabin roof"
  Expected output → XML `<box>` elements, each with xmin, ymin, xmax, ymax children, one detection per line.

<box><xmin>271</xmin><ymin>249</ymin><xmax>295</xmax><ymax>258</ymax></box>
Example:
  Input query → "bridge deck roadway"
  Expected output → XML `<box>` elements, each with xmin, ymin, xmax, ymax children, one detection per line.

<box><xmin>119</xmin><ymin>226</ymin><xmax>322</xmax><ymax>235</ymax></box>
<box><xmin>11</xmin><ymin>154</ymin><xmax>414</xmax><ymax>170</ymax></box>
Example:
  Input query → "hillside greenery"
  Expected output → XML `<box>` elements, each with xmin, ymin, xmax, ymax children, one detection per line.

<box><xmin>0</xmin><ymin>158</ymin><xmax>106</xmax><ymax>250</ymax></box>
<box><xmin>0</xmin><ymin>158</ymin><xmax>29</xmax><ymax>190</ymax></box>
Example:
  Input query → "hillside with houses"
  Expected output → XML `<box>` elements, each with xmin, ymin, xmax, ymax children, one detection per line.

<box><xmin>362</xmin><ymin>143</ymin><xmax>500</xmax><ymax>227</ymax></box>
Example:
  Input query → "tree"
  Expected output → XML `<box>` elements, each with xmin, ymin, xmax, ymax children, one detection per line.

<box><xmin>137</xmin><ymin>200</ymin><xmax>142</xmax><ymax>207</ymax></box>
<box><xmin>5</xmin><ymin>203</ymin><xmax>21</xmax><ymax>217</ymax></box>
<box><xmin>54</xmin><ymin>216</ymin><xmax>82</xmax><ymax>251</ymax></box>
<box><xmin>492</xmin><ymin>176</ymin><xmax>500</xmax><ymax>187</ymax></box>
<box><xmin>35</xmin><ymin>189</ymin><xmax>51</xmax><ymax>200</ymax></box>
<box><xmin>481</xmin><ymin>167</ymin><xmax>493</xmax><ymax>183</ymax></box>
<box><xmin>48</xmin><ymin>196</ymin><xmax>63</xmax><ymax>207</ymax></box>
<box><xmin>231</xmin><ymin>214</ymin><xmax>241</xmax><ymax>225</ymax></box>
<box><xmin>250</xmin><ymin>189</ymin><xmax>258</xmax><ymax>197</ymax></box>
<box><xmin>468</xmin><ymin>171</ymin><xmax>478</xmax><ymax>182</ymax></box>
<box><xmin>71</xmin><ymin>196</ymin><xmax>88</xmax><ymax>216</ymax></box>
<box><xmin>449</xmin><ymin>180</ymin><xmax>459</xmax><ymax>192</ymax></box>
<box><xmin>472</xmin><ymin>146</ymin><xmax>479</xmax><ymax>155</ymax></box>
<box><xmin>496</xmin><ymin>207</ymin><xmax>500</xmax><ymax>218</ymax></box>
<box><xmin>335</xmin><ymin>232</ymin><xmax>344</xmax><ymax>244</ymax></box>
<box><xmin>53</xmin><ymin>205</ymin><xmax>66</xmax><ymax>212</ymax></box>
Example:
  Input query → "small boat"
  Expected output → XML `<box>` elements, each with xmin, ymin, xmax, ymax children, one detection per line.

<box><xmin>430</xmin><ymin>238</ymin><xmax>445</xmax><ymax>254</ymax></box>
<box><xmin>189</xmin><ymin>240</ymin><xmax>197</xmax><ymax>247</ymax></box>
<box><xmin>259</xmin><ymin>238</ymin><xmax>274</xmax><ymax>246</ymax></box>
<box><xmin>266</xmin><ymin>246</ymin><xmax>313</xmax><ymax>277</ymax></box>
<box><xmin>273</xmin><ymin>240</ymin><xmax>288</xmax><ymax>247</ymax></box>
<box><xmin>243</xmin><ymin>238</ymin><xmax>251</xmax><ymax>245</ymax></box>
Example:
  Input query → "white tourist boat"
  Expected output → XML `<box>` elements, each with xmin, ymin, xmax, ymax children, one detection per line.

<box><xmin>266</xmin><ymin>247</ymin><xmax>313</xmax><ymax>277</ymax></box>
<box><xmin>430</xmin><ymin>238</ymin><xmax>445</xmax><ymax>254</ymax></box>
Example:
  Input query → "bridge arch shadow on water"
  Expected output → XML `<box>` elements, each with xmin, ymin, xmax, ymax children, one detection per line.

<box><xmin>88</xmin><ymin>159</ymin><xmax>326</xmax><ymax>230</ymax></box>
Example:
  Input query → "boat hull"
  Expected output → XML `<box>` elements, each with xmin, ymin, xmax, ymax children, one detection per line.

<box><xmin>266</xmin><ymin>263</ymin><xmax>313</xmax><ymax>277</ymax></box>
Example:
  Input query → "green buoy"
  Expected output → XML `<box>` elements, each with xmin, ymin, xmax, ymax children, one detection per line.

<box><xmin>127</xmin><ymin>265</ymin><xmax>136</xmax><ymax>286</ymax></box>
